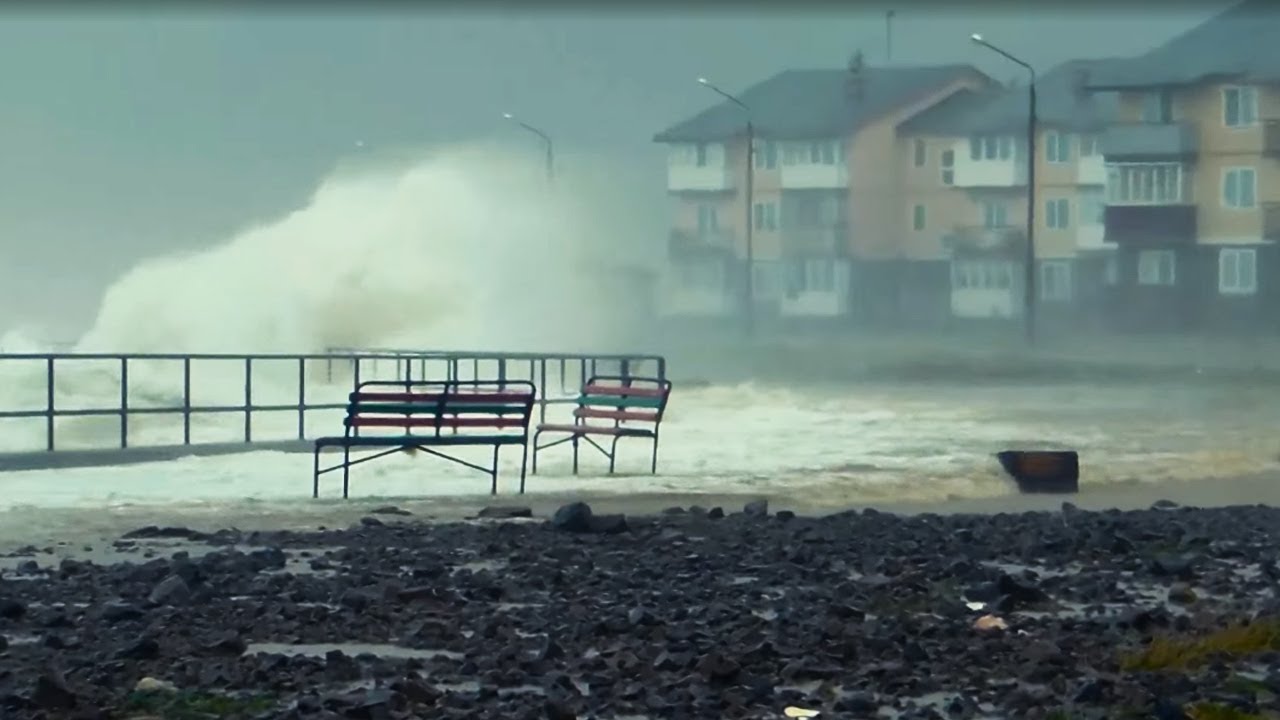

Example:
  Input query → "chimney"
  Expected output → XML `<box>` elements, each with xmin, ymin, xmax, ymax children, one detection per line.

<box><xmin>846</xmin><ymin>49</ymin><xmax>866</xmax><ymax>101</ymax></box>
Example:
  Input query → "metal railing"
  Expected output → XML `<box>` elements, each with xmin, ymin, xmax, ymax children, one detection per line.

<box><xmin>0</xmin><ymin>350</ymin><xmax>667</xmax><ymax>454</ymax></box>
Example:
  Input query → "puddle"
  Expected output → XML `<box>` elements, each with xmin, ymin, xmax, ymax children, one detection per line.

<box><xmin>244</xmin><ymin>643</ymin><xmax>464</xmax><ymax>660</ymax></box>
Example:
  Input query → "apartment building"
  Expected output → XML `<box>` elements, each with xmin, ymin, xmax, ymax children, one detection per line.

<box><xmin>896</xmin><ymin>60</ymin><xmax>1119</xmax><ymax>326</ymax></box>
<box><xmin>1085</xmin><ymin>0</ymin><xmax>1280</xmax><ymax>332</ymax></box>
<box><xmin>652</xmin><ymin>64</ymin><xmax>993</xmax><ymax>322</ymax></box>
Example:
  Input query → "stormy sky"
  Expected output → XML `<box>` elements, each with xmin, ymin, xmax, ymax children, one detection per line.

<box><xmin>0</xmin><ymin>4</ymin><xmax>1227</xmax><ymax>337</ymax></box>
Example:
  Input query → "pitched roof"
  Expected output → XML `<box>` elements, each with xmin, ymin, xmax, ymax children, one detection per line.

<box><xmin>1085</xmin><ymin>0</ymin><xmax>1280</xmax><ymax>89</ymax></box>
<box><xmin>901</xmin><ymin>59</ymin><xmax>1122</xmax><ymax>136</ymax></box>
<box><xmin>653</xmin><ymin>64</ymin><xmax>989</xmax><ymax>143</ymax></box>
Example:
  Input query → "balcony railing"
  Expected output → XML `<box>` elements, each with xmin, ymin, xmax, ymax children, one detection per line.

<box><xmin>1099</xmin><ymin>122</ymin><xmax>1198</xmax><ymax>159</ymax></box>
<box><xmin>1102</xmin><ymin>205</ymin><xmax>1197</xmax><ymax>245</ymax></box>
<box><xmin>668</xmin><ymin>228</ymin><xmax>735</xmax><ymax>257</ymax></box>
<box><xmin>781</xmin><ymin>225</ymin><xmax>847</xmax><ymax>256</ymax></box>
<box><xmin>1264</xmin><ymin>202</ymin><xmax>1280</xmax><ymax>241</ymax></box>
<box><xmin>942</xmin><ymin>225</ymin><xmax>1027</xmax><ymax>257</ymax></box>
<box><xmin>1265</xmin><ymin>121</ymin><xmax>1280</xmax><ymax>157</ymax></box>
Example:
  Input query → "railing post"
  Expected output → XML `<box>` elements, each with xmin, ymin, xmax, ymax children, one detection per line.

<box><xmin>297</xmin><ymin>357</ymin><xmax>306</xmax><ymax>441</ymax></box>
<box><xmin>45</xmin><ymin>357</ymin><xmax>55</xmax><ymax>452</ymax></box>
<box><xmin>538</xmin><ymin>360</ymin><xmax>547</xmax><ymax>424</ymax></box>
<box><xmin>244</xmin><ymin>357</ymin><xmax>253</xmax><ymax>443</ymax></box>
<box><xmin>326</xmin><ymin>357</ymin><xmax>333</xmax><ymax>383</ymax></box>
<box><xmin>119</xmin><ymin>357</ymin><xmax>129</xmax><ymax>449</ymax></box>
<box><xmin>353</xmin><ymin>357</ymin><xmax>362</xmax><ymax>389</ymax></box>
<box><xmin>621</xmin><ymin>358</ymin><xmax>631</xmax><ymax>381</ymax></box>
<box><xmin>497</xmin><ymin>358</ymin><xmax>507</xmax><ymax>387</ymax></box>
<box><xmin>182</xmin><ymin>357</ymin><xmax>192</xmax><ymax>445</ymax></box>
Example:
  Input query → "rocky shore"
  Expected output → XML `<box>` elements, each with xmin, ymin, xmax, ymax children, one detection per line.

<box><xmin>1</xmin><ymin>499</ymin><xmax>1279</xmax><ymax>719</ymax></box>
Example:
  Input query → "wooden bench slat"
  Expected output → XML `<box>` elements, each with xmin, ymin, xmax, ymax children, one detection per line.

<box><xmin>581</xmin><ymin>383</ymin><xmax>667</xmax><ymax>398</ymax></box>
<box><xmin>352</xmin><ymin>402</ymin><xmax>529</xmax><ymax>416</ymax></box>
<box><xmin>577</xmin><ymin>394</ymin><xmax>664</xmax><ymax>409</ymax></box>
<box><xmin>319</xmin><ymin>434</ymin><xmax>528</xmax><ymax>448</ymax></box>
<box><xmin>536</xmin><ymin>423</ymin><xmax>654</xmax><ymax>437</ymax></box>
<box><xmin>352</xmin><ymin>391</ymin><xmax>533</xmax><ymax>403</ymax></box>
<box><xmin>574</xmin><ymin>407</ymin><xmax>659</xmax><ymax>423</ymax></box>
<box><xmin>348</xmin><ymin>416</ymin><xmax>528</xmax><ymax>429</ymax></box>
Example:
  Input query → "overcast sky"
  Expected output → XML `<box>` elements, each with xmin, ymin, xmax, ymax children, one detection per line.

<box><xmin>0</xmin><ymin>4</ymin><xmax>1228</xmax><ymax>336</ymax></box>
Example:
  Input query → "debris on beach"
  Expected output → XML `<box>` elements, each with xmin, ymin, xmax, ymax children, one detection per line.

<box><xmin>973</xmin><ymin>614</ymin><xmax>1009</xmax><ymax>632</ymax></box>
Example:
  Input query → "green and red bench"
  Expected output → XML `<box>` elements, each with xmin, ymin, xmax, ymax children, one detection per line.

<box><xmin>531</xmin><ymin>375</ymin><xmax>673</xmax><ymax>475</ymax></box>
<box><xmin>312</xmin><ymin>380</ymin><xmax>536</xmax><ymax>498</ymax></box>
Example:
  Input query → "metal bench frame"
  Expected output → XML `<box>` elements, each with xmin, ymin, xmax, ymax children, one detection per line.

<box><xmin>313</xmin><ymin>379</ymin><xmax>535</xmax><ymax>498</ymax></box>
<box><xmin>530</xmin><ymin>375</ymin><xmax>672</xmax><ymax>475</ymax></box>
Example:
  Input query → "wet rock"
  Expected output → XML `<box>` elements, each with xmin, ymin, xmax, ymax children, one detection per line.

<box><xmin>551</xmin><ymin>502</ymin><xmax>593</xmax><ymax>533</ymax></box>
<box><xmin>359</xmin><ymin>516</ymin><xmax>385</xmax><ymax>528</ymax></box>
<box><xmin>743</xmin><ymin>499</ymin><xmax>769</xmax><ymax>517</ymax></box>
<box><xmin>30</xmin><ymin>669</ymin><xmax>76</xmax><ymax>710</ymax></box>
<box><xmin>389</xmin><ymin>678</ymin><xmax>441</xmax><ymax>706</ymax></box>
<box><xmin>1151</xmin><ymin>554</ymin><xmax>1196</xmax><ymax>580</ymax></box>
<box><xmin>707</xmin><ymin>507</ymin><xmax>725</xmax><ymax>519</ymax></box>
<box><xmin>587</xmin><ymin>514</ymin><xmax>629</xmax><ymax>535</ymax></box>
<box><xmin>117</xmin><ymin>637</ymin><xmax>160</xmax><ymax>660</ymax></box>
<box><xmin>122</xmin><ymin>525</ymin><xmax>206</xmax><ymax>540</ymax></box>
<box><xmin>477</xmin><ymin>506</ymin><xmax>533</xmax><ymax>519</ymax></box>
<box><xmin>0</xmin><ymin>599</ymin><xmax>26</xmax><ymax>620</ymax></box>
<box><xmin>148</xmin><ymin>574</ymin><xmax>191</xmax><ymax>605</ymax></box>
<box><xmin>1168</xmin><ymin>582</ymin><xmax>1197</xmax><ymax>604</ymax></box>
<box><xmin>203</xmin><ymin>631</ymin><xmax>248</xmax><ymax>656</ymax></box>
<box><xmin>696</xmin><ymin>651</ymin><xmax>740</xmax><ymax>682</ymax></box>
<box><xmin>370</xmin><ymin>505</ymin><xmax>412</xmax><ymax>516</ymax></box>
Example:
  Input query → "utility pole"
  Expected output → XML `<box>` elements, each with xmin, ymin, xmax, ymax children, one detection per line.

<box><xmin>698</xmin><ymin>77</ymin><xmax>755</xmax><ymax>338</ymax></box>
<box><xmin>502</xmin><ymin>113</ymin><xmax>554</xmax><ymax>185</ymax></box>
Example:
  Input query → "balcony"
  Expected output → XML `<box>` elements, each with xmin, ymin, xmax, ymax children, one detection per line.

<box><xmin>667</xmin><ymin>164</ymin><xmax>735</xmax><ymax>192</ymax></box>
<box><xmin>1077</xmin><ymin>154</ymin><xmax>1106</xmax><ymax>186</ymax></box>
<box><xmin>781</xmin><ymin>225</ymin><xmax>847</xmax><ymax>256</ymax></box>
<box><xmin>1102</xmin><ymin>205</ymin><xmax>1197</xmax><ymax>245</ymax></box>
<box><xmin>780</xmin><ymin>163</ymin><xmax>848</xmax><ymax>189</ymax></box>
<box><xmin>952</xmin><ymin>156</ymin><xmax>1026</xmax><ymax>188</ymax></box>
<box><xmin>668</xmin><ymin>228</ymin><xmax>735</xmax><ymax>258</ymax></box>
<box><xmin>1099</xmin><ymin>122</ymin><xmax>1198</xmax><ymax>159</ymax></box>
<box><xmin>942</xmin><ymin>225</ymin><xmax>1027</xmax><ymax>257</ymax></box>
<box><xmin>1265</xmin><ymin>203</ymin><xmax>1280</xmax><ymax>241</ymax></box>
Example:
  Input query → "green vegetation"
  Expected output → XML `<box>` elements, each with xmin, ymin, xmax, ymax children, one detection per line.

<box><xmin>1120</xmin><ymin>618</ymin><xmax>1280</xmax><ymax>672</ymax></box>
<box><xmin>1184</xmin><ymin>703</ymin><xmax>1271</xmax><ymax>720</ymax></box>
<box><xmin>121</xmin><ymin>690</ymin><xmax>278</xmax><ymax>720</ymax></box>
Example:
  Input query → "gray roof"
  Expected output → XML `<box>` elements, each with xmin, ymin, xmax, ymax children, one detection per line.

<box><xmin>1086</xmin><ymin>0</ymin><xmax>1280</xmax><ymax>89</ymax></box>
<box><xmin>653</xmin><ymin>64</ymin><xmax>989</xmax><ymax>143</ymax></box>
<box><xmin>901</xmin><ymin>59</ymin><xmax>1122</xmax><ymax>136</ymax></box>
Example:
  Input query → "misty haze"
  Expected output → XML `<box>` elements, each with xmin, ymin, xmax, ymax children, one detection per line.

<box><xmin>1</xmin><ymin>3</ymin><xmax>1279</xmax><ymax>719</ymax></box>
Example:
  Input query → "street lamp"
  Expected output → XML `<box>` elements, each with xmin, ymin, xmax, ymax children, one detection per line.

<box><xmin>971</xmin><ymin>33</ymin><xmax>1038</xmax><ymax>346</ymax></box>
<box><xmin>502</xmin><ymin>112</ymin><xmax>554</xmax><ymax>184</ymax></box>
<box><xmin>698</xmin><ymin>77</ymin><xmax>755</xmax><ymax>338</ymax></box>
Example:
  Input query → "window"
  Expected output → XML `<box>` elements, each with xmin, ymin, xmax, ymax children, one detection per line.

<box><xmin>913</xmin><ymin>139</ymin><xmax>927</xmax><ymax>167</ymax></box>
<box><xmin>1103</xmin><ymin>255</ymin><xmax>1119</xmax><ymax>285</ymax></box>
<box><xmin>1046</xmin><ymin>198</ymin><xmax>1070</xmax><ymax>229</ymax></box>
<box><xmin>1137</xmin><ymin>249</ymin><xmax>1176</xmax><ymax>286</ymax></box>
<box><xmin>753</xmin><ymin>202</ymin><xmax>777</xmax><ymax>231</ymax></box>
<box><xmin>1223</xmin><ymin>167</ymin><xmax>1257</xmax><ymax>209</ymax></box>
<box><xmin>754</xmin><ymin>140</ymin><xmax>778</xmax><ymax>169</ymax></box>
<box><xmin>1141</xmin><ymin>91</ymin><xmax>1173</xmax><ymax>123</ymax></box>
<box><xmin>1219</xmin><ymin>248</ymin><xmax>1258</xmax><ymax>295</ymax></box>
<box><xmin>952</xmin><ymin>260</ymin><xmax>1013</xmax><ymax>291</ymax></box>
<box><xmin>1079</xmin><ymin>190</ymin><xmax>1105</xmax><ymax>225</ymax></box>
<box><xmin>969</xmin><ymin>135</ymin><xmax>1014</xmax><ymax>161</ymax></box>
<box><xmin>788</xmin><ymin>259</ymin><xmax>836</xmax><ymax>294</ymax></box>
<box><xmin>1080</xmin><ymin>135</ymin><xmax>1098</xmax><ymax>158</ymax></box>
<box><xmin>1105</xmin><ymin>163</ymin><xmax>1187</xmax><ymax>205</ymax></box>
<box><xmin>695</xmin><ymin>143</ymin><xmax>708</xmax><ymax>167</ymax></box>
<box><xmin>696</xmin><ymin>204</ymin><xmax>719</xmax><ymax>233</ymax></box>
<box><xmin>1045</xmin><ymin>131</ymin><xmax>1071</xmax><ymax>163</ymax></box>
<box><xmin>981</xmin><ymin>201</ymin><xmax>1008</xmax><ymax>228</ymax></box>
<box><xmin>940</xmin><ymin>150</ymin><xmax>955</xmax><ymax>185</ymax></box>
<box><xmin>1223</xmin><ymin>86</ymin><xmax>1258</xmax><ymax>128</ymax></box>
<box><xmin>912</xmin><ymin>204</ymin><xmax>926</xmax><ymax>231</ymax></box>
<box><xmin>1039</xmin><ymin>261</ymin><xmax>1073</xmax><ymax>301</ymax></box>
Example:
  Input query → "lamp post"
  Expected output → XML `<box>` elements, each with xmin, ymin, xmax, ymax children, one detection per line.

<box><xmin>971</xmin><ymin>34</ymin><xmax>1037</xmax><ymax>346</ymax></box>
<box><xmin>502</xmin><ymin>112</ymin><xmax>554</xmax><ymax>184</ymax></box>
<box><xmin>698</xmin><ymin>77</ymin><xmax>755</xmax><ymax>338</ymax></box>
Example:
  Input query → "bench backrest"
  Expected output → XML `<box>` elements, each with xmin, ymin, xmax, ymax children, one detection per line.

<box><xmin>344</xmin><ymin>380</ymin><xmax>536</xmax><ymax>436</ymax></box>
<box><xmin>574</xmin><ymin>375</ymin><xmax>672</xmax><ymax>428</ymax></box>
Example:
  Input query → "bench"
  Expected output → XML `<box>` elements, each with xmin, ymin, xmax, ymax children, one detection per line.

<box><xmin>531</xmin><ymin>375</ymin><xmax>672</xmax><ymax>475</ymax></box>
<box><xmin>312</xmin><ymin>380</ymin><xmax>536</xmax><ymax>499</ymax></box>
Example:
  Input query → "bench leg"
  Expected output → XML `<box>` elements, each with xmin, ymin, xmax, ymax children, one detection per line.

<box><xmin>651</xmin><ymin>432</ymin><xmax>660</xmax><ymax>475</ymax></box>
<box><xmin>531</xmin><ymin>431</ymin><xmax>541</xmax><ymax>475</ymax></box>
<box><xmin>312</xmin><ymin>448</ymin><xmax>321</xmax><ymax>499</ymax></box>
<box><xmin>608</xmin><ymin>436</ymin><xmax>620</xmax><ymax>474</ymax></box>
<box><xmin>519</xmin><ymin>442</ymin><xmax>529</xmax><ymax>494</ymax></box>
<box><xmin>342</xmin><ymin>445</ymin><xmax>351</xmax><ymax>500</ymax></box>
<box><xmin>572</xmin><ymin>436</ymin><xmax>580</xmax><ymax>475</ymax></box>
<box><xmin>490</xmin><ymin>445</ymin><xmax>499</xmax><ymax>496</ymax></box>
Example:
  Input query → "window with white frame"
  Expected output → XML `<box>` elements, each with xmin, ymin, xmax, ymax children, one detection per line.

<box><xmin>788</xmin><ymin>259</ymin><xmax>836</xmax><ymax>294</ymax></box>
<box><xmin>1045</xmin><ymin>131</ymin><xmax>1071</xmax><ymax>163</ymax></box>
<box><xmin>968</xmin><ymin>135</ymin><xmax>1014</xmax><ymax>161</ymax></box>
<box><xmin>1103</xmin><ymin>254</ymin><xmax>1119</xmax><ymax>285</ymax></box>
<box><xmin>782</xmin><ymin>140</ymin><xmax>840</xmax><ymax>166</ymax></box>
<box><xmin>1223</xmin><ymin>167</ymin><xmax>1257</xmax><ymax>209</ymax></box>
<box><xmin>696</xmin><ymin>204</ymin><xmax>719</xmax><ymax>233</ymax></box>
<box><xmin>1046</xmin><ymin>198</ymin><xmax>1070</xmax><ymax>229</ymax></box>
<box><xmin>1039</xmin><ymin>261</ymin><xmax>1072</xmax><ymax>301</ymax></box>
<box><xmin>752</xmin><ymin>201</ymin><xmax>778</xmax><ymax>231</ymax></box>
<box><xmin>912</xmin><ymin>204</ymin><xmax>926</xmax><ymax>231</ymax></box>
<box><xmin>753</xmin><ymin>140</ymin><xmax>778</xmax><ymax>169</ymax></box>
<box><xmin>1079</xmin><ymin>190</ymin><xmax>1105</xmax><ymax>225</ymax></box>
<box><xmin>1137</xmin><ymin>249</ymin><xmax>1176</xmax><ymax>286</ymax></box>
<box><xmin>940</xmin><ymin>149</ymin><xmax>955</xmax><ymax>185</ymax></box>
<box><xmin>1141</xmin><ymin>91</ymin><xmax>1173</xmax><ymax>123</ymax></box>
<box><xmin>1223</xmin><ymin>86</ymin><xmax>1258</xmax><ymax>128</ymax></box>
<box><xmin>981</xmin><ymin>201</ymin><xmax>1008</xmax><ymax>228</ymax></box>
<box><xmin>1105</xmin><ymin>163</ymin><xmax>1187</xmax><ymax>205</ymax></box>
<box><xmin>1219</xmin><ymin>247</ymin><xmax>1258</xmax><ymax>295</ymax></box>
<box><xmin>1079</xmin><ymin>135</ymin><xmax>1098</xmax><ymax>157</ymax></box>
<box><xmin>913</xmin><ymin>139</ymin><xmax>926</xmax><ymax>168</ymax></box>
<box><xmin>952</xmin><ymin>260</ymin><xmax>1013</xmax><ymax>291</ymax></box>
